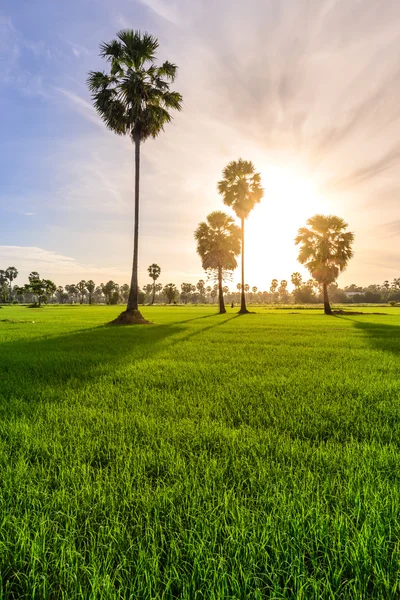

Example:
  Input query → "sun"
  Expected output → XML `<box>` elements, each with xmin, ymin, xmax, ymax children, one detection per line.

<box><xmin>242</xmin><ymin>164</ymin><xmax>332</xmax><ymax>290</ymax></box>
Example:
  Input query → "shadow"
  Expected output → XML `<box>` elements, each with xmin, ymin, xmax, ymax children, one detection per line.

<box><xmin>166</xmin><ymin>313</ymin><xmax>220</xmax><ymax>325</ymax></box>
<box><xmin>0</xmin><ymin>322</ymin><xmax>185</xmax><ymax>409</ymax></box>
<box><xmin>336</xmin><ymin>315</ymin><xmax>400</xmax><ymax>355</ymax></box>
<box><xmin>177</xmin><ymin>314</ymin><xmax>241</xmax><ymax>342</ymax></box>
<box><xmin>0</xmin><ymin>313</ymin><xmax>240</xmax><ymax>412</ymax></box>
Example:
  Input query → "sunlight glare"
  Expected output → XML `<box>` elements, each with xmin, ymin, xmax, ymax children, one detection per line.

<box><xmin>243</xmin><ymin>165</ymin><xmax>332</xmax><ymax>289</ymax></box>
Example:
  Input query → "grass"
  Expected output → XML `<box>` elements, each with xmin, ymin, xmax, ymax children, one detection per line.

<box><xmin>1</xmin><ymin>304</ymin><xmax>400</xmax><ymax>598</ymax></box>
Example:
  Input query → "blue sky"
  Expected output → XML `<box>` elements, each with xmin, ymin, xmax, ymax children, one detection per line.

<box><xmin>1</xmin><ymin>0</ymin><xmax>400</xmax><ymax>289</ymax></box>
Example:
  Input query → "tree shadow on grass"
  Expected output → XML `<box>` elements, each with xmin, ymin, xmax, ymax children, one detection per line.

<box><xmin>178</xmin><ymin>314</ymin><xmax>241</xmax><ymax>342</ymax></box>
<box><xmin>336</xmin><ymin>315</ymin><xmax>400</xmax><ymax>355</ymax></box>
<box><xmin>0</xmin><ymin>313</ymin><xmax>238</xmax><ymax>411</ymax></box>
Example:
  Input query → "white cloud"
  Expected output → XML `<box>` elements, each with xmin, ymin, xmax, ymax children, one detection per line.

<box><xmin>54</xmin><ymin>87</ymin><xmax>104</xmax><ymax>128</ymax></box>
<box><xmin>0</xmin><ymin>246</ymin><xmax>129</xmax><ymax>285</ymax></box>
<box><xmin>137</xmin><ymin>0</ymin><xmax>183</xmax><ymax>25</ymax></box>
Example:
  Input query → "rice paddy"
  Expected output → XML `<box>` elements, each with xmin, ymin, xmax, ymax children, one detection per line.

<box><xmin>1</xmin><ymin>304</ymin><xmax>400</xmax><ymax>598</ymax></box>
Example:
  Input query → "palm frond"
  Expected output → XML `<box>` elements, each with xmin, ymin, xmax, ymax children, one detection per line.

<box><xmin>158</xmin><ymin>61</ymin><xmax>178</xmax><ymax>81</ymax></box>
<box><xmin>99</xmin><ymin>39</ymin><xmax>123</xmax><ymax>61</ymax></box>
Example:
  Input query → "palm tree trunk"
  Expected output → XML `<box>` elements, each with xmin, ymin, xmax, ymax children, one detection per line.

<box><xmin>218</xmin><ymin>266</ymin><xmax>226</xmax><ymax>314</ymax></box>
<box><xmin>151</xmin><ymin>280</ymin><xmax>155</xmax><ymax>305</ymax></box>
<box><xmin>109</xmin><ymin>133</ymin><xmax>150</xmax><ymax>325</ymax></box>
<box><xmin>239</xmin><ymin>217</ymin><xmax>248</xmax><ymax>314</ymax></box>
<box><xmin>323</xmin><ymin>283</ymin><xmax>332</xmax><ymax>315</ymax></box>
<box><xmin>127</xmin><ymin>132</ymin><xmax>141</xmax><ymax>313</ymax></box>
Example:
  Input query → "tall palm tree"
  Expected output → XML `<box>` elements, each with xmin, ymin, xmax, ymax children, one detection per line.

<box><xmin>217</xmin><ymin>159</ymin><xmax>263</xmax><ymax>314</ymax></box>
<box><xmin>295</xmin><ymin>214</ymin><xmax>354</xmax><ymax>315</ymax></box>
<box><xmin>87</xmin><ymin>30</ymin><xmax>182</xmax><ymax>324</ymax></box>
<box><xmin>194</xmin><ymin>211</ymin><xmax>241</xmax><ymax>314</ymax></box>
<box><xmin>147</xmin><ymin>264</ymin><xmax>161</xmax><ymax>305</ymax></box>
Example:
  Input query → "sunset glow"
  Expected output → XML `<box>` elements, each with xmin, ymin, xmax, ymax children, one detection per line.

<box><xmin>244</xmin><ymin>165</ymin><xmax>330</xmax><ymax>288</ymax></box>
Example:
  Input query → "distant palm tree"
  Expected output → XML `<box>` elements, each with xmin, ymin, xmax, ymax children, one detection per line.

<box><xmin>147</xmin><ymin>264</ymin><xmax>161</xmax><ymax>305</ymax></box>
<box><xmin>86</xmin><ymin>280</ymin><xmax>95</xmax><ymax>305</ymax></box>
<box><xmin>196</xmin><ymin>279</ymin><xmax>206</xmax><ymax>302</ymax></box>
<box><xmin>163</xmin><ymin>283</ymin><xmax>177</xmax><ymax>304</ymax></box>
<box><xmin>88</xmin><ymin>30</ymin><xmax>182</xmax><ymax>324</ymax></box>
<box><xmin>291</xmin><ymin>272</ymin><xmax>302</xmax><ymax>289</ymax></box>
<box><xmin>194</xmin><ymin>211</ymin><xmax>241</xmax><ymax>314</ymax></box>
<box><xmin>278</xmin><ymin>280</ymin><xmax>288</xmax><ymax>303</ymax></box>
<box><xmin>76</xmin><ymin>280</ymin><xmax>87</xmax><ymax>304</ymax></box>
<box><xmin>295</xmin><ymin>215</ymin><xmax>354</xmax><ymax>315</ymax></box>
<box><xmin>270</xmin><ymin>279</ymin><xmax>278</xmax><ymax>292</ymax></box>
<box><xmin>5</xmin><ymin>267</ymin><xmax>18</xmax><ymax>303</ymax></box>
<box><xmin>218</xmin><ymin>159</ymin><xmax>263</xmax><ymax>314</ymax></box>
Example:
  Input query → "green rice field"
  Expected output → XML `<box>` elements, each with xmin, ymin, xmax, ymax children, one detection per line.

<box><xmin>1</xmin><ymin>304</ymin><xmax>400</xmax><ymax>598</ymax></box>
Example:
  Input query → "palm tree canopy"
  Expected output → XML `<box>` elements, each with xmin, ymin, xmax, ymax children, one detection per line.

<box><xmin>217</xmin><ymin>159</ymin><xmax>264</xmax><ymax>220</ymax></box>
<box><xmin>194</xmin><ymin>211</ymin><xmax>241</xmax><ymax>272</ymax></box>
<box><xmin>295</xmin><ymin>214</ymin><xmax>354</xmax><ymax>285</ymax></box>
<box><xmin>291</xmin><ymin>272</ymin><xmax>302</xmax><ymax>287</ymax></box>
<box><xmin>5</xmin><ymin>267</ymin><xmax>18</xmax><ymax>281</ymax></box>
<box><xmin>148</xmin><ymin>263</ymin><xmax>161</xmax><ymax>280</ymax></box>
<box><xmin>87</xmin><ymin>30</ymin><xmax>182</xmax><ymax>142</ymax></box>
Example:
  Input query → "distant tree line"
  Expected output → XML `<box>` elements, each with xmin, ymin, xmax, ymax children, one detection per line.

<box><xmin>2</xmin><ymin>263</ymin><xmax>400</xmax><ymax>307</ymax></box>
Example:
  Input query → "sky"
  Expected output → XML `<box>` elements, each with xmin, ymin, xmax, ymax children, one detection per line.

<box><xmin>1</xmin><ymin>0</ymin><xmax>400</xmax><ymax>291</ymax></box>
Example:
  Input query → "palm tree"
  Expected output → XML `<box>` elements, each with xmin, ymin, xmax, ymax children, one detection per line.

<box><xmin>86</xmin><ymin>280</ymin><xmax>95</xmax><ymax>305</ymax></box>
<box><xmin>5</xmin><ymin>267</ymin><xmax>18</xmax><ymax>303</ymax></box>
<box><xmin>88</xmin><ymin>30</ymin><xmax>182</xmax><ymax>324</ymax></box>
<box><xmin>218</xmin><ymin>159</ymin><xmax>263</xmax><ymax>314</ymax></box>
<box><xmin>196</xmin><ymin>279</ymin><xmax>206</xmax><ymax>302</ymax></box>
<box><xmin>278</xmin><ymin>280</ymin><xmax>288</xmax><ymax>303</ymax></box>
<box><xmin>147</xmin><ymin>264</ymin><xmax>161</xmax><ymax>305</ymax></box>
<box><xmin>270</xmin><ymin>279</ymin><xmax>278</xmax><ymax>303</ymax></box>
<box><xmin>180</xmin><ymin>283</ymin><xmax>195</xmax><ymax>304</ymax></box>
<box><xmin>295</xmin><ymin>214</ymin><xmax>354</xmax><ymax>315</ymax></box>
<box><xmin>76</xmin><ymin>280</ymin><xmax>87</xmax><ymax>304</ymax></box>
<box><xmin>44</xmin><ymin>280</ymin><xmax>57</xmax><ymax>303</ymax></box>
<box><xmin>163</xmin><ymin>283</ymin><xmax>177</xmax><ymax>304</ymax></box>
<box><xmin>291</xmin><ymin>272</ymin><xmax>302</xmax><ymax>289</ymax></box>
<box><xmin>194</xmin><ymin>211</ymin><xmax>241</xmax><ymax>314</ymax></box>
